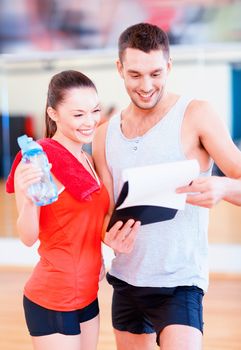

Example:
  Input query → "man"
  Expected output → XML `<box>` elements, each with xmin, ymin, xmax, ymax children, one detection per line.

<box><xmin>93</xmin><ymin>23</ymin><xmax>241</xmax><ymax>350</ymax></box>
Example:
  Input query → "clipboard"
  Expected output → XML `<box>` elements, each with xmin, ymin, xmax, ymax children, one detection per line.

<box><xmin>107</xmin><ymin>181</ymin><xmax>178</xmax><ymax>230</ymax></box>
<box><xmin>107</xmin><ymin>159</ymin><xmax>200</xmax><ymax>231</ymax></box>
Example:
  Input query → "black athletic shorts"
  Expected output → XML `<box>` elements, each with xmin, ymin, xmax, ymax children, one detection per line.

<box><xmin>107</xmin><ymin>273</ymin><xmax>204</xmax><ymax>345</ymax></box>
<box><xmin>23</xmin><ymin>295</ymin><xmax>99</xmax><ymax>336</ymax></box>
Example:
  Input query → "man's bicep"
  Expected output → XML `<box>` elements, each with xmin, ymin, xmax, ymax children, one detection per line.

<box><xmin>93</xmin><ymin>124</ymin><xmax>109</xmax><ymax>178</ymax></box>
<box><xmin>198</xmin><ymin>102</ymin><xmax>241</xmax><ymax>177</ymax></box>
<box><xmin>93</xmin><ymin>124</ymin><xmax>115</xmax><ymax>209</ymax></box>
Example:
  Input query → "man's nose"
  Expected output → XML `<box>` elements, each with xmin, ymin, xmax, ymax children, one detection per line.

<box><xmin>139</xmin><ymin>77</ymin><xmax>153</xmax><ymax>92</ymax></box>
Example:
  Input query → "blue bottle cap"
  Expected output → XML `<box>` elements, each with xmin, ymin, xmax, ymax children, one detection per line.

<box><xmin>17</xmin><ymin>134</ymin><xmax>42</xmax><ymax>154</ymax></box>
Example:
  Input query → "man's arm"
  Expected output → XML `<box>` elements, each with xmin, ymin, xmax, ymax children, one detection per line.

<box><xmin>92</xmin><ymin>122</ymin><xmax>115</xmax><ymax>211</ymax></box>
<box><xmin>178</xmin><ymin>100</ymin><xmax>241</xmax><ymax>207</ymax></box>
<box><xmin>93</xmin><ymin>122</ymin><xmax>140</xmax><ymax>252</ymax></box>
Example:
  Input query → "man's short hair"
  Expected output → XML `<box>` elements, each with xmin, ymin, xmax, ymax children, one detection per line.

<box><xmin>118</xmin><ymin>23</ymin><xmax>170</xmax><ymax>62</ymax></box>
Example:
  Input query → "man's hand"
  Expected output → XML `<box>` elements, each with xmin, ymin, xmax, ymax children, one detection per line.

<box><xmin>104</xmin><ymin>219</ymin><xmax>141</xmax><ymax>253</ymax></box>
<box><xmin>176</xmin><ymin>176</ymin><xmax>227</xmax><ymax>208</ymax></box>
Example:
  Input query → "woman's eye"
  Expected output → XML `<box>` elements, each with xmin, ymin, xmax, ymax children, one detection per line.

<box><xmin>93</xmin><ymin>109</ymin><xmax>101</xmax><ymax>113</ymax></box>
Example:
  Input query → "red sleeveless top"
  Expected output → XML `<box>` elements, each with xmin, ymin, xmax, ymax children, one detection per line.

<box><xmin>24</xmin><ymin>185</ymin><xmax>109</xmax><ymax>311</ymax></box>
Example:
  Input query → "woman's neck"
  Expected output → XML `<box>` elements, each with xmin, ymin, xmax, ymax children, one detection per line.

<box><xmin>51</xmin><ymin>134</ymin><xmax>83</xmax><ymax>161</ymax></box>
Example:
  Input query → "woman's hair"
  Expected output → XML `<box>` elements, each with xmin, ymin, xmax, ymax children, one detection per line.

<box><xmin>45</xmin><ymin>70</ymin><xmax>97</xmax><ymax>138</ymax></box>
<box><xmin>118</xmin><ymin>22</ymin><xmax>170</xmax><ymax>63</ymax></box>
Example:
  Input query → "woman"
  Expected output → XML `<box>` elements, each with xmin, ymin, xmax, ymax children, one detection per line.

<box><xmin>6</xmin><ymin>70</ymin><xmax>140</xmax><ymax>350</ymax></box>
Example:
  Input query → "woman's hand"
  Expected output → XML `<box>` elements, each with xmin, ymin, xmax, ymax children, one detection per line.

<box><xmin>104</xmin><ymin>219</ymin><xmax>141</xmax><ymax>253</ymax></box>
<box><xmin>14</xmin><ymin>161</ymin><xmax>43</xmax><ymax>200</ymax></box>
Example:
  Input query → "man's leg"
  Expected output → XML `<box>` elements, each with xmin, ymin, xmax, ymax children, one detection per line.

<box><xmin>106</xmin><ymin>274</ymin><xmax>156</xmax><ymax>350</ymax></box>
<box><xmin>159</xmin><ymin>325</ymin><xmax>202</xmax><ymax>350</ymax></box>
<box><xmin>145</xmin><ymin>286</ymin><xmax>204</xmax><ymax>350</ymax></box>
<box><xmin>114</xmin><ymin>329</ymin><xmax>156</xmax><ymax>350</ymax></box>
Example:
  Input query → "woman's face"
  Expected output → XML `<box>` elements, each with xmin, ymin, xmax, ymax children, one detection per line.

<box><xmin>49</xmin><ymin>87</ymin><xmax>101</xmax><ymax>145</ymax></box>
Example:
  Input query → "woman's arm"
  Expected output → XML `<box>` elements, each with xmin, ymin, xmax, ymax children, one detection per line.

<box><xmin>14</xmin><ymin>162</ymin><xmax>42</xmax><ymax>246</ymax></box>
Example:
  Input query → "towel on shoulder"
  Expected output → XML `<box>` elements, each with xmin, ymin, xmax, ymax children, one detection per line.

<box><xmin>5</xmin><ymin>138</ymin><xmax>100</xmax><ymax>201</ymax></box>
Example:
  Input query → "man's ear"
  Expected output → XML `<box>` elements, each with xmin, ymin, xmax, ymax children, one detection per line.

<box><xmin>47</xmin><ymin>107</ymin><xmax>58</xmax><ymax>121</ymax></box>
<box><xmin>116</xmin><ymin>59</ymin><xmax>124</xmax><ymax>78</ymax></box>
<box><xmin>167</xmin><ymin>57</ymin><xmax>172</xmax><ymax>74</ymax></box>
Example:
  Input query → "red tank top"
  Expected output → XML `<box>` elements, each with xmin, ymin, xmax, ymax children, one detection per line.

<box><xmin>24</xmin><ymin>185</ymin><xmax>109</xmax><ymax>311</ymax></box>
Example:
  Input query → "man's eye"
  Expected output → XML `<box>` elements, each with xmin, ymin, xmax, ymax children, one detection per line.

<box><xmin>74</xmin><ymin>114</ymin><xmax>84</xmax><ymax>118</ymax></box>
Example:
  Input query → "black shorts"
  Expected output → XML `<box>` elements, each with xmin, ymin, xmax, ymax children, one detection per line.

<box><xmin>23</xmin><ymin>296</ymin><xmax>99</xmax><ymax>336</ymax></box>
<box><xmin>107</xmin><ymin>273</ymin><xmax>204</xmax><ymax>345</ymax></box>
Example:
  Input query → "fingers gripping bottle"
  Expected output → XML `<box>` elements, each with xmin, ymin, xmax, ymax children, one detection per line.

<box><xmin>17</xmin><ymin>134</ymin><xmax>58</xmax><ymax>206</ymax></box>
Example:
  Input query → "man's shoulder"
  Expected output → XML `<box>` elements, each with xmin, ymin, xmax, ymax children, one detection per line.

<box><xmin>184</xmin><ymin>98</ymin><xmax>220</xmax><ymax>135</ymax></box>
<box><xmin>94</xmin><ymin>122</ymin><xmax>108</xmax><ymax>144</ymax></box>
<box><xmin>186</xmin><ymin>98</ymin><xmax>212</xmax><ymax>113</ymax></box>
<box><xmin>185</xmin><ymin>98</ymin><xmax>215</xmax><ymax>121</ymax></box>
<box><xmin>94</xmin><ymin>116</ymin><xmax>115</xmax><ymax>145</ymax></box>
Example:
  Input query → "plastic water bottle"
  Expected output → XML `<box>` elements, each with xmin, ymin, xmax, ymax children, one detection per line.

<box><xmin>17</xmin><ymin>134</ymin><xmax>58</xmax><ymax>206</ymax></box>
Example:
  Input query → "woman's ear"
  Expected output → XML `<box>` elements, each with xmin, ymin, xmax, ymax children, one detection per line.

<box><xmin>47</xmin><ymin>107</ymin><xmax>58</xmax><ymax>121</ymax></box>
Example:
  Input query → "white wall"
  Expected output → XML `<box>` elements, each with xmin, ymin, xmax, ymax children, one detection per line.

<box><xmin>1</xmin><ymin>238</ymin><xmax>241</xmax><ymax>273</ymax></box>
<box><xmin>1</xmin><ymin>46</ymin><xmax>236</xmax><ymax>136</ymax></box>
<box><xmin>1</xmin><ymin>46</ymin><xmax>241</xmax><ymax>271</ymax></box>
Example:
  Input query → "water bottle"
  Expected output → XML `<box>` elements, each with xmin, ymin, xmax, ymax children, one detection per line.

<box><xmin>17</xmin><ymin>134</ymin><xmax>58</xmax><ymax>206</ymax></box>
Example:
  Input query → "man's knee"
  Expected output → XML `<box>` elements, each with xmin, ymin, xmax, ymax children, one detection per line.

<box><xmin>114</xmin><ymin>329</ymin><xmax>156</xmax><ymax>350</ymax></box>
<box><xmin>159</xmin><ymin>324</ymin><xmax>202</xmax><ymax>350</ymax></box>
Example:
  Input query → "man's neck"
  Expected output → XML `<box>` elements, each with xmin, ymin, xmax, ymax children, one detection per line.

<box><xmin>121</xmin><ymin>92</ymin><xmax>179</xmax><ymax>138</ymax></box>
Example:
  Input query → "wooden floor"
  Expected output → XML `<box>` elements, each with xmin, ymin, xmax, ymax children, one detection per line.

<box><xmin>0</xmin><ymin>268</ymin><xmax>241</xmax><ymax>350</ymax></box>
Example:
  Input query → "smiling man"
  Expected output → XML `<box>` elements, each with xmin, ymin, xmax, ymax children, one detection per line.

<box><xmin>93</xmin><ymin>23</ymin><xmax>241</xmax><ymax>350</ymax></box>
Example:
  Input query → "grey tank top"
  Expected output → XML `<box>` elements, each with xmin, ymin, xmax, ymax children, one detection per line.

<box><xmin>106</xmin><ymin>96</ymin><xmax>212</xmax><ymax>292</ymax></box>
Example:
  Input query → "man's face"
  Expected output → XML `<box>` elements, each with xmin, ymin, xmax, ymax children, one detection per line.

<box><xmin>117</xmin><ymin>48</ymin><xmax>171</xmax><ymax>110</ymax></box>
